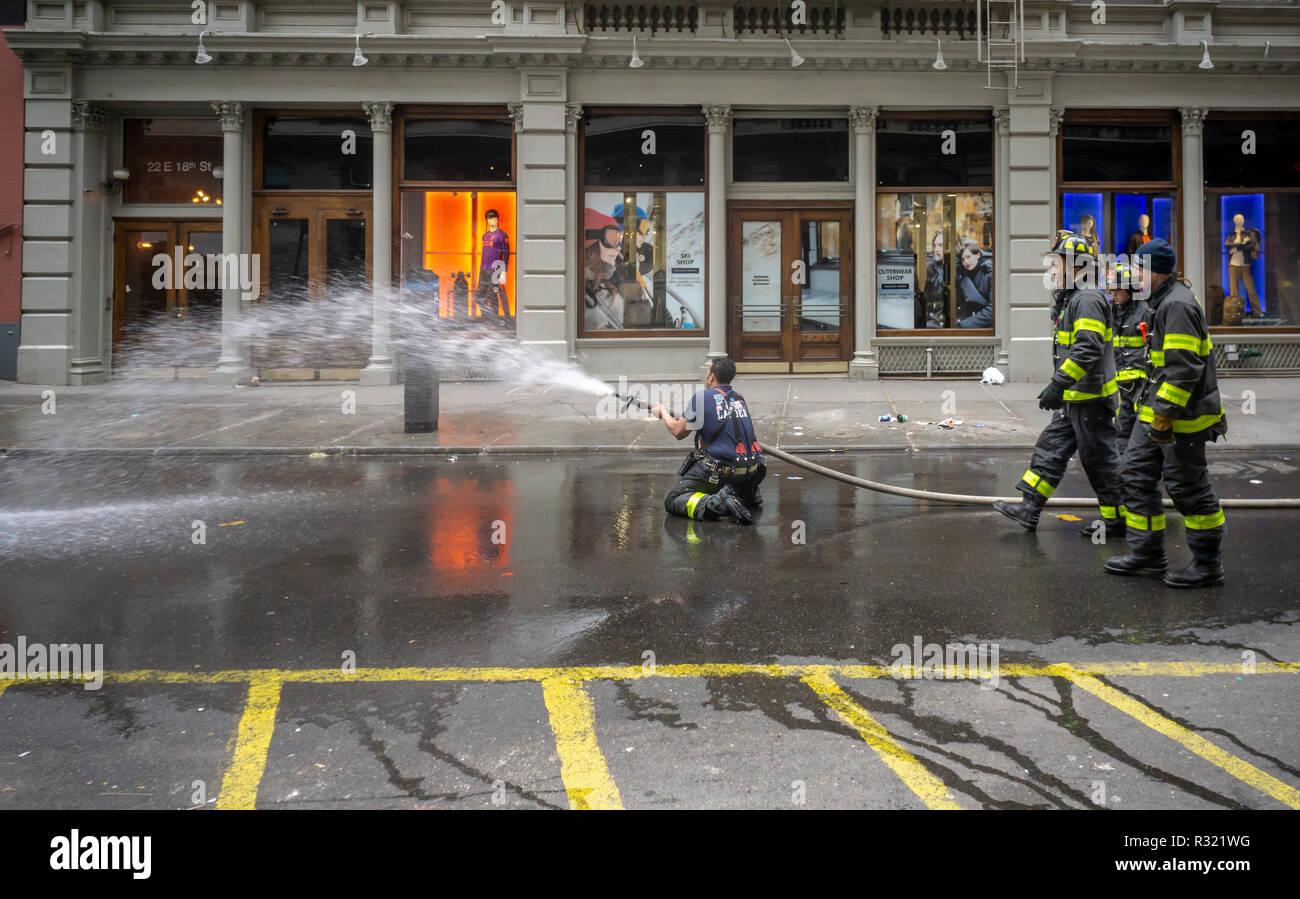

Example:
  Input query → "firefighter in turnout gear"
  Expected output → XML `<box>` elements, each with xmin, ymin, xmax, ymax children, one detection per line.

<box><xmin>656</xmin><ymin>358</ymin><xmax>765</xmax><ymax>525</ymax></box>
<box><xmin>1105</xmin><ymin>239</ymin><xmax>1228</xmax><ymax>588</ymax></box>
<box><xmin>1109</xmin><ymin>261</ymin><xmax>1150</xmax><ymax>444</ymax></box>
<box><xmin>993</xmin><ymin>231</ymin><xmax>1123</xmax><ymax>537</ymax></box>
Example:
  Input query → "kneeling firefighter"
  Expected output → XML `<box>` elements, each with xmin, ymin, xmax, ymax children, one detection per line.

<box><xmin>654</xmin><ymin>358</ymin><xmax>765</xmax><ymax>525</ymax></box>
<box><xmin>1105</xmin><ymin>239</ymin><xmax>1228</xmax><ymax>588</ymax></box>
<box><xmin>993</xmin><ymin>231</ymin><xmax>1123</xmax><ymax>535</ymax></box>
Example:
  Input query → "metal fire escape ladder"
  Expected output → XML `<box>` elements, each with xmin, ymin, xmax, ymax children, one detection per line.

<box><xmin>978</xmin><ymin>0</ymin><xmax>1025</xmax><ymax>89</ymax></box>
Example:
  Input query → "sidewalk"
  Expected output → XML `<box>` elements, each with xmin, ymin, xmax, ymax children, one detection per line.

<box><xmin>0</xmin><ymin>376</ymin><xmax>1295</xmax><ymax>455</ymax></box>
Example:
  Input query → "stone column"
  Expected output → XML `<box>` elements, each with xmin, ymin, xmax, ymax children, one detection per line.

<box><xmin>1179</xmin><ymin>107</ymin><xmax>1207</xmax><ymax>296</ymax></box>
<box><xmin>703</xmin><ymin>105</ymin><xmax>730</xmax><ymax>366</ymax></box>
<box><xmin>849</xmin><ymin>105</ymin><xmax>878</xmax><ymax>380</ymax></box>
<box><xmin>993</xmin><ymin>107</ymin><xmax>1012</xmax><ymax>369</ymax></box>
<box><xmin>67</xmin><ymin>102</ymin><xmax>107</xmax><ymax>384</ymax></box>
<box><xmin>1004</xmin><ymin>105</ymin><xmax>1056</xmax><ymax>383</ymax></box>
<box><xmin>564</xmin><ymin>102</ymin><xmax>583</xmax><ymax>362</ymax></box>
<box><xmin>211</xmin><ymin>101</ymin><xmax>251</xmax><ymax>377</ymax></box>
<box><xmin>360</xmin><ymin>101</ymin><xmax>396</xmax><ymax>385</ymax></box>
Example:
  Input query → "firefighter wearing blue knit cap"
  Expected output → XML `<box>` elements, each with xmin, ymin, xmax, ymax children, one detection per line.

<box><xmin>1104</xmin><ymin>239</ymin><xmax>1228</xmax><ymax>588</ymax></box>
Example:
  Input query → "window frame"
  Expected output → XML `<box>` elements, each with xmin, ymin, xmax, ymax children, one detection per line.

<box><xmin>578</xmin><ymin>107</ymin><xmax>710</xmax><ymax>339</ymax></box>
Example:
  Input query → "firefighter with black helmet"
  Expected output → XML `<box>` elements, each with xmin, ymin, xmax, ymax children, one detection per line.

<box><xmin>1109</xmin><ymin>260</ymin><xmax>1150</xmax><ymax>444</ymax></box>
<box><xmin>1105</xmin><ymin>239</ymin><xmax>1228</xmax><ymax>588</ymax></box>
<box><xmin>993</xmin><ymin>231</ymin><xmax>1123</xmax><ymax>537</ymax></box>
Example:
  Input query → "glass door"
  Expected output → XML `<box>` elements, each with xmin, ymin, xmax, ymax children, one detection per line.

<box><xmin>112</xmin><ymin>220</ymin><xmax>223</xmax><ymax>356</ymax></box>
<box><xmin>728</xmin><ymin>207</ymin><xmax>853</xmax><ymax>371</ymax></box>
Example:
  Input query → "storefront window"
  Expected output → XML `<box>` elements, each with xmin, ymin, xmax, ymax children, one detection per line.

<box><xmin>1203</xmin><ymin>116</ymin><xmax>1300</xmax><ymax>330</ymax></box>
<box><xmin>403</xmin><ymin>119</ymin><xmax>512</xmax><ymax>182</ymax></box>
<box><xmin>123</xmin><ymin>118</ymin><xmax>223</xmax><ymax>205</ymax></box>
<box><xmin>732</xmin><ymin>118</ymin><xmax>849</xmax><ymax>182</ymax></box>
<box><xmin>399</xmin><ymin>190</ymin><xmax>517</xmax><ymax>328</ymax></box>
<box><xmin>582</xmin><ymin>191</ymin><xmax>705</xmax><ymax>330</ymax></box>
<box><xmin>876</xmin><ymin>192</ymin><xmax>993</xmax><ymax>330</ymax></box>
<box><xmin>261</xmin><ymin>115</ymin><xmax>372</xmax><ymax>190</ymax></box>
<box><xmin>876</xmin><ymin>118</ymin><xmax>993</xmax><ymax>188</ymax></box>
<box><xmin>1058</xmin><ymin>114</ymin><xmax>1178</xmax><ymax>268</ymax></box>
<box><xmin>581</xmin><ymin>111</ymin><xmax>706</xmax><ymax>335</ymax></box>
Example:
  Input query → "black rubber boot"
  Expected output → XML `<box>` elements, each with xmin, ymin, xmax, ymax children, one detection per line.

<box><xmin>705</xmin><ymin>485</ymin><xmax>753</xmax><ymax>525</ymax></box>
<box><xmin>993</xmin><ymin>494</ymin><xmax>1045</xmax><ymax>532</ymax></box>
<box><xmin>1104</xmin><ymin>528</ymin><xmax>1168</xmax><ymax>577</ymax></box>
<box><xmin>1163</xmin><ymin>528</ymin><xmax>1225</xmax><ymax>588</ymax></box>
<box><xmin>1079</xmin><ymin>517</ymin><xmax>1127</xmax><ymax>540</ymax></box>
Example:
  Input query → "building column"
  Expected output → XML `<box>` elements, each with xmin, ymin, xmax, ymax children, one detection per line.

<box><xmin>703</xmin><ymin>105</ymin><xmax>730</xmax><ymax>366</ymax></box>
<box><xmin>211</xmin><ymin>101</ymin><xmax>251</xmax><ymax>377</ymax></box>
<box><xmin>360</xmin><ymin>101</ymin><xmax>396</xmax><ymax>385</ymax></box>
<box><xmin>66</xmin><ymin>102</ymin><xmax>107</xmax><ymax>384</ymax></box>
<box><xmin>1179</xmin><ymin>107</ymin><xmax>1207</xmax><ymax>296</ymax></box>
<box><xmin>849</xmin><ymin>105</ymin><xmax>879</xmax><ymax>380</ymax></box>
<box><xmin>512</xmin><ymin>72</ymin><xmax>570</xmax><ymax>359</ymax></box>
<box><xmin>1004</xmin><ymin>104</ymin><xmax>1056</xmax><ymax>383</ymax></box>
<box><xmin>993</xmin><ymin>107</ymin><xmax>1012</xmax><ymax>370</ymax></box>
<box><xmin>564</xmin><ymin>102</ymin><xmax>583</xmax><ymax>362</ymax></box>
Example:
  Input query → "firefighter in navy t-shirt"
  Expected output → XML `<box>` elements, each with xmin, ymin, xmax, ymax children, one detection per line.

<box><xmin>652</xmin><ymin>358</ymin><xmax>765</xmax><ymax>524</ymax></box>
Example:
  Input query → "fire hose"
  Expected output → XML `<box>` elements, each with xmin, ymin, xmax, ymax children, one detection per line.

<box><xmin>617</xmin><ymin>393</ymin><xmax>1300</xmax><ymax>510</ymax></box>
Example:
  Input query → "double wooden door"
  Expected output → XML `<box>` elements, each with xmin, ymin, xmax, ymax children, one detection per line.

<box><xmin>728</xmin><ymin>207</ymin><xmax>853</xmax><ymax>371</ymax></box>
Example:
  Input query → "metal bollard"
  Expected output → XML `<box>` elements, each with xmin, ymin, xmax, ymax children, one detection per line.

<box><xmin>403</xmin><ymin>354</ymin><xmax>439</xmax><ymax>433</ymax></box>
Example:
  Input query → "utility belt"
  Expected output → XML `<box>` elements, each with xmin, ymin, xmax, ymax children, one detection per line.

<box><xmin>680</xmin><ymin>450</ymin><xmax>763</xmax><ymax>484</ymax></box>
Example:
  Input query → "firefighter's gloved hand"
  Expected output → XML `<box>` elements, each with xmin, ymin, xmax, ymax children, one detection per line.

<box><xmin>1037</xmin><ymin>380</ymin><xmax>1066</xmax><ymax>410</ymax></box>
<box><xmin>1148</xmin><ymin>413</ymin><xmax>1175</xmax><ymax>444</ymax></box>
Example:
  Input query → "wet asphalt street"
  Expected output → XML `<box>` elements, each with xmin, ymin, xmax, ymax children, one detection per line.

<box><xmin>1</xmin><ymin>450</ymin><xmax>1297</xmax><ymax>810</ymax></box>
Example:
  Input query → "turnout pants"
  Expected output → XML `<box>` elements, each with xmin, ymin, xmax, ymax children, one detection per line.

<box><xmin>665</xmin><ymin>459</ymin><xmax>766</xmax><ymax>520</ymax></box>
<box><xmin>1116</xmin><ymin>384</ymin><xmax>1140</xmax><ymax>444</ymax></box>
<box><xmin>1119</xmin><ymin>430</ymin><xmax>1225</xmax><ymax>548</ymax></box>
<box><xmin>1018</xmin><ymin>401</ymin><xmax>1122</xmax><ymax>523</ymax></box>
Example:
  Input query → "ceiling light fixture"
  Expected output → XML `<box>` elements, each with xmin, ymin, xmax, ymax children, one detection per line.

<box><xmin>1198</xmin><ymin>40</ymin><xmax>1214</xmax><ymax>70</ymax></box>
<box><xmin>353</xmin><ymin>32</ymin><xmax>370</xmax><ymax>67</ymax></box>
<box><xmin>195</xmin><ymin>30</ymin><xmax>213</xmax><ymax>65</ymax></box>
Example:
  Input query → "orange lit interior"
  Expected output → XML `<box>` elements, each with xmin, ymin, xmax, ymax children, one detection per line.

<box><xmin>426</xmin><ymin>477</ymin><xmax>513</xmax><ymax>581</ymax></box>
<box><xmin>422</xmin><ymin>191</ymin><xmax>517</xmax><ymax>317</ymax></box>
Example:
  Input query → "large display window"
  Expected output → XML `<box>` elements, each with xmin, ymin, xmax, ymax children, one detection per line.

<box><xmin>875</xmin><ymin>114</ymin><xmax>994</xmax><ymax>334</ymax></box>
<box><xmin>1202</xmin><ymin>115</ymin><xmax>1300</xmax><ymax>330</ymax></box>
<box><xmin>1058</xmin><ymin>112</ymin><xmax>1179</xmax><ymax>266</ymax></box>
<box><xmin>259</xmin><ymin>115</ymin><xmax>373</xmax><ymax>190</ymax></box>
<box><xmin>732</xmin><ymin>118</ymin><xmax>849</xmax><ymax>182</ymax></box>
<box><xmin>580</xmin><ymin>110</ymin><xmax>707</xmax><ymax>336</ymax></box>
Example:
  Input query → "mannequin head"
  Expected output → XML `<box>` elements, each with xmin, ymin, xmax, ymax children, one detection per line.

<box><xmin>1138</xmin><ymin>214</ymin><xmax>1150</xmax><ymax>232</ymax></box>
<box><xmin>1233</xmin><ymin>213</ymin><xmax>1246</xmax><ymax>230</ymax></box>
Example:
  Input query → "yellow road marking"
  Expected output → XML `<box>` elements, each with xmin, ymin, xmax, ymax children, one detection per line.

<box><xmin>540</xmin><ymin>678</ymin><xmax>623</xmax><ymax>810</ymax></box>
<box><xmin>804</xmin><ymin>672</ymin><xmax>964</xmax><ymax>810</ymax></box>
<box><xmin>216</xmin><ymin>676</ymin><xmax>282</xmax><ymax>811</ymax></box>
<box><xmin>0</xmin><ymin>680</ymin><xmax>12</xmax><ymax>698</ymax></box>
<box><xmin>217</xmin><ymin>521</ymin><xmax>245</xmax><ymax>527</ymax></box>
<box><xmin>1055</xmin><ymin>665</ymin><xmax>1300</xmax><ymax>810</ymax></box>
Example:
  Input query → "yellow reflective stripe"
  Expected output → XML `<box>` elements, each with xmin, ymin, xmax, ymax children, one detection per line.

<box><xmin>1138</xmin><ymin>406</ymin><xmax>1224</xmax><ymax>433</ymax></box>
<box><xmin>685</xmin><ymin>492</ymin><xmax>710</xmax><ymax>519</ymax></box>
<box><xmin>1114</xmin><ymin>335</ymin><xmax>1145</xmax><ymax>347</ymax></box>
<box><xmin>1116</xmin><ymin>369</ymin><xmax>1145</xmax><ymax>382</ymax></box>
<box><xmin>1123</xmin><ymin>509</ymin><xmax>1167</xmax><ymax>531</ymax></box>
<box><xmin>1055</xmin><ymin>331</ymin><xmax>1073</xmax><ymax>346</ymax></box>
<box><xmin>1059</xmin><ymin>358</ymin><xmax>1086</xmax><ymax>381</ymax></box>
<box><xmin>1073</xmin><ymin>318</ymin><xmax>1111</xmax><ymax>340</ymax></box>
<box><xmin>1185</xmin><ymin>510</ymin><xmax>1226</xmax><ymax>530</ymax></box>
<box><xmin>1163</xmin><ymin>333</ymin><xmax>1212</xmax><ymax>355</ymax></box>
<box><xmin>1156</xmin><ymin>381</ymin><xmax>1192</xmax><ymax>407</ymax></box>
<box><xmin>1099</xmin><ymin>505</ymin><xmax>1118</xmax><ymax>520</ymax></box>
<box><xmin>1149</xmin><ymin>350</ymin><xmax>1165</xmax><ymax>367</ymax></box>
<box><xmin>1064</xmin><ymin>379</ymin><xmax>1119</xmax><ymax>402</ymax></box>
<box><xmin>1021</xmin><ymin>469</ymin><xmax>1055</xmax><ymax>498</ymax></box>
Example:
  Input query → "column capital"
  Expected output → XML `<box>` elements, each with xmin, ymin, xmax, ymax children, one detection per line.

<box><xmin>362</xmin><ymin>101</ymin><xmax>394</xmax><ymax>132</ymax></box>
<box><xmin>848</xmin><ymin>106</ymin><xmax>879</xmax><ymax>135</ymax></box>
<box><xmin>1179</xmin><ymin>107</ymin><xmax>1208</xmax><ymax>136</ymax></box>
<box><xmin>565</xmin><ymin>102</ymin><xmax>584</xmax><ymax>133</ymax></box>
<box><xmin>70</xmin><ymin>101</ymin><xmax>106</xmax><ymax>132</ymax></box>
<box><xmin>993</xmin><ymin>107</ymin><xmax>1011</xmax><ymax>137</ymax></box>
<box><xmin>1048</xmin><ymin>106</ymin><xmax>1064</xmax><ymax>138</ymax></box>
<box><xmin>211</xmin><ymin>102</ymin><xmax>246</xmax><ymax>132</ymax></box>
<box><xmin>702</xmin><ymin>105</ymin><xmax>731</xmax><ymax>133</ymax></box>
<box><xmin>508</xmin><ymin>102</ymin><xmax>525</xmax><ymax>132</ymax></box>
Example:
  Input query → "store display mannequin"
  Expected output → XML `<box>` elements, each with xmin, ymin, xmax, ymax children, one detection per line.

<box><xmin>1126</xmin><ymin>214</ymin><xmax>1153</xmax><ymax>256</ymax></box>
<box><xmin>1224</xmin><ymin>213</ymin><xmax>1262</xmax><ymax>315</ymax></box>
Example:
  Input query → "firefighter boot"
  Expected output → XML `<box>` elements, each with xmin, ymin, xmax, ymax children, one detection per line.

<box><xmin>1079</xmin><ymin>516</ymin><xmax>1127</xmax><ymax>540</ymax></box>
<box><xmin>1104</xmin><ymin>528</ymin><xmax>1168</xmax><ymax>577</ymax></box>
<box><xmin>992</xmin><ymin>493</ymin><xmax>1046</xmax><ymax>532</ymax></box>
<box><xmin>703</xmin><ymin>485</ymin><xmax>753</xmax><ymax>525</ymax></box>
<box><xmin>1163</xmin><ymin>528</ymin><xmax>1225</xmax><ymax>589</ymax></box>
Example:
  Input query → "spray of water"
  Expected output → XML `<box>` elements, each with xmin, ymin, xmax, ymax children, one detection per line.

<box><xmin>113</xmin><ymin>286</ymin><xmax>615</xmax><ymax>396</ymax></box>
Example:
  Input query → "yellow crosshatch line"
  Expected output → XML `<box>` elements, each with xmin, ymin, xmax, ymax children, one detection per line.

<box><xmin>2</xmin><ymin>660</ymin><xmax>1298</xmax><ymax>810</ymax></box>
